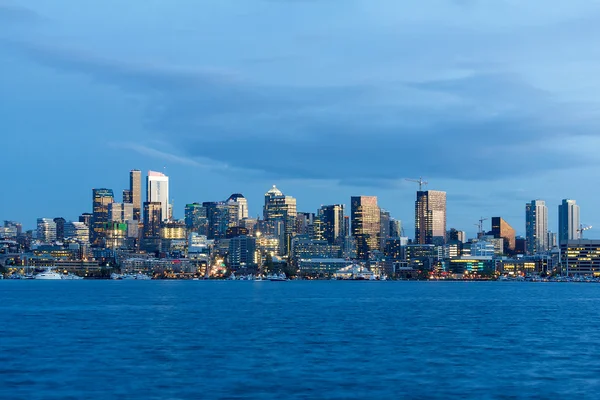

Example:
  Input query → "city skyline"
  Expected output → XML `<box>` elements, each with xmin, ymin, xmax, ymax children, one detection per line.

<box><xmin>3</xmin><ymin>1</ymin><xmax>600</xmax><ymax>237</ymax></box>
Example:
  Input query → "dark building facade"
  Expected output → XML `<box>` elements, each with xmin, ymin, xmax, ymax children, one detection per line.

<box><xmin>351</xmin><ymin>196</ymin><xmax>380</xmax><ymax>260</ymax></box>
<box><xmin>415</xmin><ymin>190</ymin><xmax>446</xmax><ymax>245</ymax></box>
<box><xmin>91</xmin><ymin>188</ymin><xmax>114</xmax><ymax>247</ymax></box>
<box><xmin>490</xmin><ymin>217</ymin><xmax>516</xmax><ymax>254</ymax></box>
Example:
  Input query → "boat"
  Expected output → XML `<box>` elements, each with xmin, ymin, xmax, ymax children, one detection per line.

<box><xmin>134</xmin><ymin>273</ymin><xmax>152</xmax><ymax>280</ymax></box>
<box><xmin>61</xmin><ymin>273</ymin><xmax>83</xmax><ymax>280</ymax></box>
<box><xmin>34</xmin><ymin>269</ymin><xmax>63</xmax><ymax>280</ymax></box>
<box><xmin>268</xmin><ymin>273</ymin><xmax>288</xmax><ymax>282</ymax></box>
<box><xmin>110</xmin><ymin>273</ymin><xmax>123</xmax><ymax>280</ymax></box>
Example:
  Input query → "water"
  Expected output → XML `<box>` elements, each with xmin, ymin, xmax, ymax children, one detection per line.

<box><xmin>2</xmin><ymin>281</ymin><xmax>600</xmax><ymax>399</ymax></box>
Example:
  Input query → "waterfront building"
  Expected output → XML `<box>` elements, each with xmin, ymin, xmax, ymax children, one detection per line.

<box><xmin>526</xmin><ymin>200</ymin><xmax>548</xmax><ymax>255</ymax></box>
<box><xmin>298</xmin><ymin>258</ymin><xmax>348</xmax><ymax>275</ymax></box>
<box><xmin>37</xmin><ymin>218</ymin><xmax>57</xmax><ymax>243</ymax></box>
<box><xmin>228</xmin><ymin>235</ymin><xmax>257</xmax><ymax>269</ymax></box>
<box><xmin>147</xmin><ymin>171</ymin><xmax>169</xmax><ymax>221</ymax></box>
<box><xmin>291</xmin><ymin>237</ymin><xmax>341</xmax><ymax>264</ymax></box>
<box><xmin>442</xmin><ymin>256</ymin><xmax>495</xmax><ymax>275</ymax></box>
<box><xmin>558</xmin><ymin>199</ymin><xmax>580</xmax><ymax>244</ymax></box>
<box><xmin>319</xmin><ymin>204</ymin><xmax>345</xmax><ymax>245</ymax></box>
<box><xmin>351</xmin><ymin>196</ymin><xmax>380</xmax><ymax>260</ymax></box>
<box><xmin>91</xmin><ymin>188</ymin><xmax>114</xmax><ymax>247</ymax></box>
<box><xmin>490</xmin><ymin>217</ymin><xmax>516</xmax><ymax>254</ymax></box>
<box><xmin>515</xmin><ymin>236</ymin><xmax>526</xmax><ymax>255</ymax></box>
<box><xmin>405</xmin><ymin>244</ymin><xmax>438</xmax><ymax>270</ymax></box>
<box><xmin>263</xmin><ymin>185</ymin><xmax>297</xmax><ymax>256</ymax></box>
<box><xmin>415</xmin><ymin>190</ymin><xmax>447</xmax><ymax>245</ymax></box>
<box><xmin>496</xmin><ymin>259</ymin><xmax>542</xmax><ymax>276</ymax></box>
<box><xmin>561</xmin><ymin>240</ymin><xmax>600</xmax><ymax>275</ymax></box>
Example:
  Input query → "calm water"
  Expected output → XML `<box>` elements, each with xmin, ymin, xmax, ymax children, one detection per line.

<box><xmin>2</xmin><ymin>281</ymin><xmax>600</xmax><ymax>399</ymax></box>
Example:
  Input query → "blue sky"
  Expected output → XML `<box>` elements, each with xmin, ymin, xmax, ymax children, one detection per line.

<box><xmin>1</xmin><ymin>0</ymin><xmax>600</xmax><ymax>237</ymax></box>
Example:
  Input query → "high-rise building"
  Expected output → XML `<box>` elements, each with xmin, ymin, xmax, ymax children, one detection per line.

<box><xmin>53</xmin><ymin>217</ymin><xmax>66</xmax><ymax>242</ymax></box>
<box><xmin>228</xmin><ymin>236</ymin><xmax>257</xmax><ymax>269</ymax></box>
<box><xmin>129</xmin><ymin>169</ymin><xmax>142</xmax><ymax>221</ymax></box>
<box><xmin>415</xmin><ymin>190</ymin><xmax>447</xmax><ymax>245</ymax></box>
<box><xmin>559</xmin><ymin>199</ymin><xmax>580</xmax><ymax>244</ymax></box>
<box><xmin>319</xmin><ymin>204</ymin><xmax>345</xmax><ymax>245</ymax></box>
<box><xmin>490</xmin><ymin>217</ymin><xmax>516</xmax><ymax>254</ymax></box>
<box><xmin>65</xmin><ymin>221</ymin><xmax>90</xmax><ymax>243</ymax></box>
<box><xmin>147</xmin><ymin>171</ymin><xmax>169</xmax><ymax>222</ymax></box>
<box><xmin>203</xmin><ymin>201</ymin><xmax>229</xmax><ymax>239</ymax></box>
<box><xmin>109</xmin><ymin>202</ymin><xmax>134</xmax><ymax>223</ymax></box>
<box><xmin>548</xmin><ymin>232</ymin><xmax>557</xmax><ymax>249</ymax></box>
<box><xmin>264</xmin><ymin>185</ymin><xmax>297</xmax><ymax>255</ymax></box>
<box><xmin>226</xmin><ymin>194</ymin><xmax>248</xmax><ymax>226</ymax></box>
<box><xmin>185</xmin><ymin>203</ymin><xmax>208</xmax><ymax>234</ymax></box>
<box><xmin>350</xmin><ymin>196</ymin><xmax>380</xmax><ymax>260</ymax></box>
<box><xmin>389</xmin><ymin>218</ymin><xmax>402</xmax><ymax>238</ymax></box>
<box><xmin>122</xmin><ymin>189</ymin><xmax>132</xmax><ymax>204</ymax></box>
<box><xmin>79</xmin><ymin>213</ymin><xmax>92</xmax><ymax>227</ymax></box>
<box><xmin>91</xmin><ymin>188</ymin><xmax>114</xmax><ymax>246</ymax></box>
<box><xmin>37</xmin><ymin>218</ymin><xmax>57</xmax><ymax>243</ymax></box>
<box><xmin>143</xmin><ymin>202</ymin><xmax>162</xmax><ymax>238</ymax></box>
<box><xmin>526</xmin><ymin>200</ymin><xmax>548</xmax><ymax>255</ymax></box>
<box><xmin>379</xmin><ymin>209</ymin><xmax>391</xmax><ymax>251</ymax></box>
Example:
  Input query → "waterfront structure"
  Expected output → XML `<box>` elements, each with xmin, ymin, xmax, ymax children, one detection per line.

<box><xmin>228</xmin><ymin>235</ymin><xmax>256</xmax><ymax>269</ymax></box>
<box><xmin>319</xmin><ymin>204</ymin><xmax>345</xmax><ymax>245</ymax></box>
<box><xmin>263</xmin><ymin>186</ymin><xmax>297</xmax><ymax>256</ymax></box>
<box><xmin>298</xmin><ymin>258</ymin><xmax>348</xmax><ymax>275</ymax></box>
<box><xmin>526</xmin><ymin>200</ymin><xmax>548</xmax><ymax>255</ymax></box>
<box><xmin>443</xmin><ymin>256</ymin><xmax>495</xmax><ymax>275</ymax></box>
<box><xmin>147</xmin><ymin>171</ymin><xmax>169</xmax><ymax>221</ymax></box>
<box><xmin>91</xmin><ymin>188</ymin><xmax>114</xmax><ymax>246</ymax></box>
<box><xmin>561</xmin><ymin>240</ymin><xmax>600</xmax><ymax>275</ymax></box>
<box><xmin>37</xmin><ymin>218</ymin><xmax>57</xmax><ymax>243</ymax></box>
<box><xmin>490</xmin><ymin>217</ymin><xmax>516</xmax><ymax>254</ymax></box>
<box><xmin>129</xmin><ymin>169</ymin><xmax>142</xmax><ymax>221</ymax></box>
<box><xmin>351</xmin><ymin>196</ymin><xmax>380</xmax><ymax>260</ymax></box>
<box><xmin>291</xmin><ymin>237</ymin><xmax>341</xmax><ymax>264</ymax></box>
<box><xmin>415</xmin><ymin>190</ymin><xmax>447</xmax><ymax>245</ymax></box>
<box><xmin>558</xmin><ymin>199</ymin><xmax>580</xmax><ymax>244</ymax></box>
<box><xmin>405</xmin><ymin>244</ymin><xmax>438</xmax><ymax>270</ymax></box>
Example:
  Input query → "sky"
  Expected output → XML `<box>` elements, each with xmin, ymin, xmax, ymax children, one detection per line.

<box><xmin>2</xmin><ymin>0</ymin><xmax>600</xmax><ymax>238</ymax></box>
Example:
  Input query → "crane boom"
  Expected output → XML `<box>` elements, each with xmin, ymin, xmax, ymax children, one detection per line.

<box><xmin>405</xmin><ymin>177</ymin><xmax>428</xmax><ymax>191</ymax></box>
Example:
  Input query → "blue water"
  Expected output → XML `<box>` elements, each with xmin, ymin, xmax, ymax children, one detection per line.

<box><xmin>1</xmin><ymin>281</ymin><xmax>600</xmax><ymax>399</ymax></box>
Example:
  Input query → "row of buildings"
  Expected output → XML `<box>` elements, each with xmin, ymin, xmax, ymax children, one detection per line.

<box><xmin>1</xmin><ymin>169</ymin><xmax>599</xmax><ymax>278</ymax></box>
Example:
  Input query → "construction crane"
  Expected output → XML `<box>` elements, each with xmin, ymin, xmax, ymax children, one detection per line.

<box><xmin>476</xmin><ymin>217</ymin><xmax>488</xmax><ymax>237</ymax></box>
<box><xmin>406</xmin><ymin>177</ymin><xmax>428</xmax><ymax>191</ymax></box>
<box><xmin>578</xmin><ymin>224</ymin><xmax>592</xmax><ymax>239</ymax></box>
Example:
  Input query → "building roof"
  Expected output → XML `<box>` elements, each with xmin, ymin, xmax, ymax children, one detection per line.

<box><xmin>265</xmin><ymin>185</ymin><xmax>283</xmax><ymax>197</ymax></box>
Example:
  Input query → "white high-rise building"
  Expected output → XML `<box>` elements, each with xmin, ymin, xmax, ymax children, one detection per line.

<box><xmin>37</xmin><ymin>218</ymin><xmax>57</xmax><ymax>243</ymax></box>
<box><xmin>558</xmin><ymin>199</ymin><xmax>580</xmax><ymax>243</ymax></box>
<box><xmin>526</xmin><ymin>200</ymin><xmax>548</xmax><ymax>254</ymax></box>
<box><xmin>147</xmin><ymin>171</ymin><xmax>169</xmax><ymax>221</ymax></box>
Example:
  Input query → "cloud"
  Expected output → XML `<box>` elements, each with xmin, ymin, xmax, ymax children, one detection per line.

<box><xmin>3</xmin><ymin>29</ymin><xmax>599</xmax><ymax>188</ymax></box>
<box><xmin>0</xmin><ymin>4</ymin><xmax>40</xmax><ymax>24</ymax></box>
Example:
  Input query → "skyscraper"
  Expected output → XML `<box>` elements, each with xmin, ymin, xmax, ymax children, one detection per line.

<box><xmin>490</xmin><ymin>217</ymin><xmax>516</xmax><ymax>254</ymax></box>
<box><xmin>350</xmin><ymin>196</ymin><xmax>380</xmax><ymax>260</ymax></box>
<box><xmin>319</xmin><ymin>204</ymin><xmax>345</xmax><ymax>245</ymax></box>
<box><xmin>185</xmin><ymin>203</ymin><xmax>208</xmax><ymax>234</ymax></box>
<box><xmin>203</xmin><ymin>201</ymin><xmax>229</xmax><ymax>239</ymax></box>
<box><xmin>559</xmin><ymin>199</ymin><xmax>580</xmax><ymax>243</ymax></box>
<box><xmin>91</xmin><ymin>188</ymin><xmax>114</xmax><ymax>246</ymax></box>
<box><xmin>53</xmin><ymin>217</ymin><xmax>66</xmax><ymax>242</ymax></box>
<box><xmin>264</xmin><ymin>185</ymin><xmax>297</xmax><ymax>255</ymax></box>
<box><xmin>415</xmin><ymin>190</ymin><xmax>447</xmax><ymax>245</ymax></box>
<box><xmin>526</xmin><ymin>200</ymin><xmax>548</xmax><ymax>254</ymax></box>
<box><xmin>147</xmin><ymin>171</ymin><xmax>169</xmax><ymax>222</ymax></box>
<box><xmin>143</xmin><ymin>202</ymin><xmax>162</xmax><ymax>238</ymax></box>
<box><xmin>226</xmin><ymin>194</ymin><xmax>249</xmax><ymax>227</ymax></box>
<box><xmin>379</xmin><ymin>209</ymin><xmax>391</xmax><ymax>251</ymax></box>
<box><xmin>37</xmin><ymin>218</ymin><xmax>57</xmax><ymax>243</ymax></box>
<box><xmin>129</xmin><ymin>169</ymin><xmax>142</xmax><ymax>221</ymax></box>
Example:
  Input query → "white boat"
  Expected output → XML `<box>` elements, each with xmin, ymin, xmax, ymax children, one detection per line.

<box><xmin>135</xmin><ymin>273</ymin><xmax>152</xmax><ymax>280</ymax></box>
<box><xmin>110</xmin><ymin>273</ymin><xmax>123</xmax><ymax>280</ymax></box>
<box><xmin>268</xmin><ymin>273</ymin><xmax>288</xmax><ymax>282</ymax></box>
<box><xmin>61</xmin><ymin>273</ymin><xmax>83</xmax><ymax>280</ymax></box>
<box><xmin>35</xmin><ymin>269</ymin><xmax>63</xmax><ymax>280</ymax></box>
